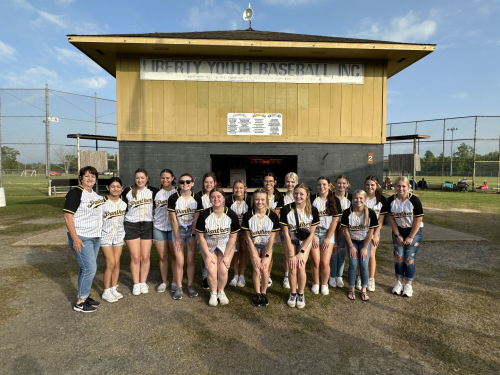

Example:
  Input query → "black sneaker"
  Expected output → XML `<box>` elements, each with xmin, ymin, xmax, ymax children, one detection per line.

<box><xmin>73</xmin><ymin>301</ymin><xmax>97</xmax><ymax>313</ymax></box>
<box><xmin>85</xmin><ymin>296</ymin><xmax>100</xmax><ymax>308</ymax></box>
<box><xmin>252</xmin><ymin>293</ymin><xmax>262</xmax><ymax>307</ymax></box>
<box><xmin>260</xmin><ymin>293</ymin><xmax>269</xmax><ymax>306</ymax></box>
<box><xmin>202</xmin><ymin>277</ymin><xmax>209</xmax><ymax>290</ymax></box>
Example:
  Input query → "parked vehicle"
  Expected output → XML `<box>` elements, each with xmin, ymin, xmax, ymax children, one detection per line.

<box><xmin>442</xmin><ymin>181</ymin><xmax>455</xmax><ymax>191</ymax></box>
<box><xmin>50</xmin><ymin>171</ymin><xmax>62</xmax><ymax>176</ymax></box>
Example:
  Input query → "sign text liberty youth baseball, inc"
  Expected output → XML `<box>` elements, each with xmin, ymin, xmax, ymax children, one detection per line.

<box><xmin>141</xmin><ymin>59</ymin><xmax>363</xmax><ymax>84</ymax></box>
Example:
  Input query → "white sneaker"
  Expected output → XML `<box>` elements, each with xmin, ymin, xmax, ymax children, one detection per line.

<box><xmin>283</xmin><ymin>277</ymin><xmax>290</xmax><ymax>289</ymax></box>
<box><xmin>355</xmin><ymin>276</ymin><xmax>362</xmax><ymax>291</ymax></box>
<box><xmin>321</xmin><ymin>285</ymin><xmax>329</xmax><ymax>295</ymax></box>
<box><xmin>367</xmin><ymin>278</ymin><xmax>375</xmax><ymax>292</ymax></box>
<box><xmin>102</xmin><ymin>288</ymin><xmax>118</xmax><ymax>303</ymax></box>
<box><xmin>296</xmin><ymin>293</ymin><xmax>306</xmax><ymax>309</ymax></box>
<box><xmin>392</xmin><ymin>280</ymin><xmax>403</xmax><ymax>295</ymax></box>
<box><xmin>229</xmin><ymin>275</ymin><xmax>238</xmax><ymax>287</ymax></box>
<box><xmin>237</xmin><ymin>275</ymin><xmax>246</xmax><ymax>287</ymax></box>
<box><xmin>336</xmin><ymin>277</ymin><xmax>344</xmax><ymax>288</ymax></box>
<box><xmin>311</xmin><ymin>284</ymin><xmax>319</xmax><ymax>294</ymax></box>
<box><xmin>111</xmin><ymin>285</ymin><xmax>123</xmax><ymax>299</ymax></box>
<box><xmin>218</xmin><ymin>290</ymin><xmax>229</xmax><ymax>306</ymax></box>
<box><xmin>132</xmin><ymin>283</ymin><xmax>141</xmax><ymax>296</ymax></box>
<box><xmin>287</xmin><ymin>292</ymin><xmax>297</xmax><ymax>307</ymax></box>
<box><xmin>268</xmin><ymin>277</ymin><xmax>273</xmax><ymax>287</ymax></box>
<box><xmin>156</xmin><ymin>282</ymin><xmax>168</xmax><ymax>293</ymax></box>
<box><xmin>209</xmin><ymin>292</ymin><xmax>218</xmax><ymax>307</ymax></box>
<box><xmin>140</xmin><ymin>283</ymin><xmax>149</xmax><ymax>294</ymax></box>
<box><xmin>329</xmin><ymin>277</ymin><xmax>337</xmax><ymax>287</ymax></box>
<box><xmin>403</xmin><ymin>283</ymin><xmax>413</xmax><ymax>297</ymax></box>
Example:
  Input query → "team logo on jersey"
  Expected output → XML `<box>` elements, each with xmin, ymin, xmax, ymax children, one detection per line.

<box><xmin>176</xmin><ymin>208</ymin><xmax>196</xmax><ymax>216</ymax></box>
<box><xmin>205</xmin><ymin>228</ymin><xmax>231</xmax><ymax>235</ymax></box>
<box><xmin>104</xmin><ymin>210</ymin><xmax>126</xmax><ymax>218</ymax></box>
<box><xmin>88</xmin><ymin>198</ymin><xmax>105</xmax><ymax>208</ymax></box>
<box><xmin>318</xmin><ymin>209</ymin><xmax>328</xmax><ymax>217</ymax></box>
<box><xmin>130</xmin><ymin>198</ymin><xmax>153</xmax><ymax>208</ymax></box>
<box><xmin>156</xmin><ymin>199</ymin><xmax>168</xmax><ymax>208</ymax></box>
<box><xmin>349</xmin><ymin>225</ymin><xmax>368</xmax><ymax>231</ymax></box>
<box><xmin>394</xmin><ymin>212</ymin><xmax>414</xmax><ymax>218</ymax></box>
<box><xmin>288</xmin><ymin>222</ymin><xmax>310</xmax><ymax>231</ymax></box>
<box><xmin>251</xmin><ymin>230</ymin><xmax>271</xmax><ymax>238</ymax></box>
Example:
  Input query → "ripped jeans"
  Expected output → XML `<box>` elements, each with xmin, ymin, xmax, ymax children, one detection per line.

<box><xmin>392</xmin><ymin>227</ymin><xmax>423</xmax><ymax>282</ymax></box>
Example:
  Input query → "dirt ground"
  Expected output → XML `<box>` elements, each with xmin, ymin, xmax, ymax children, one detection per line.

<box><xmin>0</xmin><ymin>210</ymin><xmax>499</xmax><ymax>375</ymax></box>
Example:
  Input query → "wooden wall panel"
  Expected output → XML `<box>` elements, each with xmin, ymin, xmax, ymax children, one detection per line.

<box><xmin>116</xmin><ymin>57</ymin><xmax>387</xmax><ymax>144</ymax></box>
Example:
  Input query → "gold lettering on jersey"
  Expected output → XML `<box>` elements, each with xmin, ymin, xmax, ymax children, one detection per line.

<box><xmin>130</xmin><ymin>198</ymin><xmax>153</xmax><ymax>208</ymax></box>
<box><xmin>104</xmin><ymin>210</ymin><xmax>127</xmax><ymax>218</ymax></box>
<box><xmin>205</xmin><ymin>228</ymin><xmax>231</xmax><ymax>235</ymax></box>
<box><xmin>394</xmin><ymin>212</ymin><xmax>413</xmax><ymax>218</ymax></box>
<box><xmin>318</xmin><ymin>209</ymin><xmax>328</xmax><ymax>217</ymax></box>
<box><xmin>176</xmin><ymin>208</ymin><xmax>196</xmax><ymax>216</ymax></box>
<box><xmin>88</xmin><ymin>198</ymin><xmax>105</xmax><ymax>208</ymax></box>
<box><xmin>251</xmin><ymin>230</ymin><xmax>271</xmax><ymax>238</ymax></box>
<box><xmin>156</xmin><ymin>199</ymin><xmax>168</xmax><ymax>208</ymax></box>
<box><xmin>349</xmin><ymin>225</ymin><xmax>369</xmax><ymax>231</ymax></box>
<box><xmin>288</xmin><ymin>223</ymin><xmax>310</xmax><ymax>231</ymax></box>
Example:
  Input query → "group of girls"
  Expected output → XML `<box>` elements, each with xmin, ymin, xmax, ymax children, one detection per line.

<box><xmin>65</xmin><ymin>166</ymin><xmax>424</xmax><ymax>313</ymax></box>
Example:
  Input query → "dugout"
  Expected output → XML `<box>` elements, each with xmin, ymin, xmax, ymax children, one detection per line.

<box><xmin>68</xmin><ymin>30</ymin><xmax>435</xmax><ymax>189</ymax></box>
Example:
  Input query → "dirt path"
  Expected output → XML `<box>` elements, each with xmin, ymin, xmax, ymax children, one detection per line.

<box><xmin>0</xmin><ymin>214</ymin><xmax>499</xmax><ymax>374</ymax></box>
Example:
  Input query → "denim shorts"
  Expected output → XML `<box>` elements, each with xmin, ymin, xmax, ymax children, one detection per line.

<box><xmin>173</xmin><ymin>225</ymin><xmax>196</xmax><ymax>244</ymax></box>
<box><xmin>124</xmin><ymin>221</ymin><xmax>153</xmax><ymax>240</ymax></box>
<box><xmin>314</xmin><ymin>227</ymin><xmax>335</xmax><ymax>245</ymax></box>
<box><xmin>153</xmin><ymin>227</ymin><xmax>173</xmax><ymax>242</ymax></box>
<box><xmin>280</xmin><ymin>230</ymin><xmax>285</xmax><ymax>244</ymax></box>
<box><xmin>254</xmin><ymin>243</ymin><xmax>275</xmax><ymax>253</ymax></box>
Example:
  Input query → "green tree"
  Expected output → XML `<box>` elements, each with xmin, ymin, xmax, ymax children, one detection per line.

<box><xmin>1</xmin><ymin>146</ymin><xmax>20</xmax><ymax>170</ymax></box>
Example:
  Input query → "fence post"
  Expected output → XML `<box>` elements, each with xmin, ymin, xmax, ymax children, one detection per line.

<box><xmin>45</xmin><ymin>84</ymin><xmax>51</xmax><ymax>196</ymax></box>
<box><xmin>441</xmin><ymin>119</ymin><xmax>446</xmax><ymax>183</ymax></box>
<box><xmin>0</xmin><ymin>90</ymin><xmax>3</xmax><ymax>188</ymax></box>
<box><xmin>472</xmin><ymin>116</ymin><xmax>478</xmax><ymax>192</ymax></box>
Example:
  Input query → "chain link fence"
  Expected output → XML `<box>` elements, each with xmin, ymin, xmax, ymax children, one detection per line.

<box><xmin>0</xmin><ymin>85</ymin><xmax>117</xmax><ymax>192</ymax></box>
<box><xmin>385</xmin><ymin>115</ymin><xmax>500</xmax><ymax>190</ymax></box>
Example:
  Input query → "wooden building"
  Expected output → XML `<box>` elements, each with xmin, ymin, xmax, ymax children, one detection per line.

<box><xmin>68</xmin><ymin>30</ymin><xmax>434</xmax><ymax>188</ymax></box>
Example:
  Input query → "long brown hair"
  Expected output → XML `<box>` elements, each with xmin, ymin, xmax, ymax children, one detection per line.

<box><xmin>318</xmin><ymin>176</ymin><xmax>338</xmax><ymax>216</ymax></box>
<box><xmin>202</xmin><ymin>172</ymin><xmax>217</xmax><ymax>194</ymax></box>
<box><xmin>294</xmin><ymin>183</ymin><xmax>312</xmax><ymax>217</ymax></box>
<box><xmin>132</xmin><ymin>168</ymin><xmax>148</xmax><ymax>199</ymax></box>
<box><xmin>335</xmin><ymin>174</ymin><xmax>350</xmax><ymax>198</ymax></box>
<box><xmin>232</xmin><ymin>179</ymin><xmax>247</xmax><ymax>201</ymax></box>
<box><xmin>264</xmin><ymin>172</ymin><xmax>281</xmax><ymax>201</ymax></box>
<box><xmin>364</xmin><ymin>175</ymin><xmax>383</xmax><ymax>204</ymax></box>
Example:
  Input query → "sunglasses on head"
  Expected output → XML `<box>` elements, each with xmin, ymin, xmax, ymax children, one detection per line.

<box><xmin>179</xmin><ymin>180</ymin><xmax>192</xmax><ymax>184</ymax></box>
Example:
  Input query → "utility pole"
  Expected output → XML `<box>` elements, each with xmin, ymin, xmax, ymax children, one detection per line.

<box><xmin>447</xmin><ymin>127</ymin><xmax>458</xmax><ymax>176</ymax></box>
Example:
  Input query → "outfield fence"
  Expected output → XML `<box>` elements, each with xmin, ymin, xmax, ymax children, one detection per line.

<box><xmin>384</xmin><ymin>115</ymin><xmax>500</xmax><ymax>190</ymax></box>
<box><xmin>0</xmin><ymin>85</ymin><xmax>117</xmax><ymax>193</ymax></box>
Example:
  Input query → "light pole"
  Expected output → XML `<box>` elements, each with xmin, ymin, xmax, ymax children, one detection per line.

<box><xmin>447</xmin><ymin>127</ymin><xmax>458</xmax><ymax>176</ymax></box>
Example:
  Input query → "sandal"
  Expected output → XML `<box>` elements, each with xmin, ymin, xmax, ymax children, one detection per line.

<box><xmin>361</xmin><ymin>292</ymin><xmax>370</xmax><ymax>302</ymax></box>
<box><xmin>347</xmin><ymin>290</ymin><xmax>356</xmax><ymax>301</ymax></box>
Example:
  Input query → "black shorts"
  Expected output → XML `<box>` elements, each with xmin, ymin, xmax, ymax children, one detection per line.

<box><xmin>124</xmin><ymin>221</ymin><xmax>153</xmax><ymax>240</ymax></box>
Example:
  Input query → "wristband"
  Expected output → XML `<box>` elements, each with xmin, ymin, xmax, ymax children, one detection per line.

<box><xmin>191</xmin><ymin>233</ymin><xmax>196</xmax><ymax>237</ymax></box>
<box><xmin>289</xmin><ymin>254</ymin><xmax>296</xmax><ymax>258</ymax></box>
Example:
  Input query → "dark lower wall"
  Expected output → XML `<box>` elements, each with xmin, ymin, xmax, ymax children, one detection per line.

<box><xmin>119</xmin><ymin>141</ymin><xmax>384</xmax><ymax>191</ymax></box>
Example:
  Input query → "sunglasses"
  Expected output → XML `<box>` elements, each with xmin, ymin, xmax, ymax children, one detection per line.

<box><xmin>179</xmin><ymin>180</ymin><xmax>192</xmax><ymax>184</ymax></box>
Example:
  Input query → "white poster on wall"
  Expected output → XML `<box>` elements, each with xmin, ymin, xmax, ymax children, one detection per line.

<box><xmin>227</xmin><ymin>113</ymin><xmax>283</xmax><ymax>136</ymax></box>
<box><xmin>141</xmin><ymin>58</ymin><xmax>363</xmax><ymax>84</ymax></box>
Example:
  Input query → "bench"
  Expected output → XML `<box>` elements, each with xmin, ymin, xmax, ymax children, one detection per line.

<box><xmin>50</xmin><ymin>179</ymin><xmax>107</xmax><ymax>196</ymax></box>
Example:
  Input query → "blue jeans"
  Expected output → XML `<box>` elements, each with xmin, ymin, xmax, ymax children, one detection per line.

<box><xmin>68</xmin><ymin>234</ymin><xmax>100</xmax><ymax>299</ymax></box>
<box><xmin>347</xmin><ymin>239</ymin><xmax>372</xmax><ymax>288</ymax></box>
<box><xmin>392</xmin><ymin>227</ymin><xmax>423</xmax><ymax>281</ymax></box>
<box><xmin>330</xmin><ymin>232</ymin><xmax>346</xmax><ymax>278</ymax></box>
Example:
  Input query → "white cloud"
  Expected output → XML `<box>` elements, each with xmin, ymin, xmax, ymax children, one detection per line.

<box><xmin>53</xmin><ymin>47</ymin><xmax>102</xmax><ymax>73</ymax></box>
<box><xmin>352</xmin><ymin>12</ymin><xmax>437</xmax><ymax>43</ymax></box>
<box><xmin>451</xmin><ymin>92</ymin><xmax>468</xmax><ymax>99</ymax></box>
<box><xmin>72</xmin><ymin>77</ymin><xmax>108</xmax><ymax>89</ymax></box>
<box><xmin>264</xmin><ymin>0</ymin><xmax>315</xmax><ymax>5</ymax></box>
<box><xmin>14</xmin><ymin>0</ymin><xmax>67</xmax><ymax>28</ymax></box>
<box><xmin>185</xmin><ymin>0</ymin><xmax>240</xmax><ymax>30</ymax></box>
<box><xmin>0</xmin><ymin>41</ymin><xmax>16</xmax><ymax>62</ymax></box>
<box><xmin>2</xmin><ymin>66</ymin><xmax>61</xmax><ymax>88</ymax></box>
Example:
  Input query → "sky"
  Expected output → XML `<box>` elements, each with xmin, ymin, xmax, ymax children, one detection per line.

<box><xmin>0</xmin><ymin>0</ymin><xmax>499</xmax><ymax>162</ymax></box>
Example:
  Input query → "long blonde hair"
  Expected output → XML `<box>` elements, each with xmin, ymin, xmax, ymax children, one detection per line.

<box><xmin>284</xmin><ymin>172</ymin><xmax>299</xmax><ymax>187</ymax></box>
<box><xmin>294</xmin><ymin>183</ymin><xmax>312</xmax><ymax>217</ymax></box>
<box><xmin>353</xmin><ymin>189</ymin><xmax>370</xmax><ymax>227</ymax></box>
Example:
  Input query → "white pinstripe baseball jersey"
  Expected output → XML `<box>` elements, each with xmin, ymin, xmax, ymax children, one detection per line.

<box><xmin>64</xmin><ymin>186</ymin><xmax>104</xmax><ymax>238</ymax></box>
<box><xmin>382</xmin><ymin>194</ymin><xmax>424</xmax><ymax>228</ymax></box>
<box><xmin>311</xmin><ymin>194</ymin><xmax>342</xmax><ymax>230</ymax></box>
<box><xmin>225</xmin><ymin>195</ymin><xmax>252</xmax><ymax>225</ymax></box>
<box><xmin>365</xmin><ymin>195</ymin><xmax>387</xmax><ymax>220</ymax></box>
<box><xmin>195</xmin><ymin>191</ymin><xmax>212</xmax><ymax>209</ymax></box>
<box><xmin>101</xmin><ymin>197</ymin><xmax>127</xmax><ymax>244</ymax></box>
<box><xmin>122</xmin><ymin>186</ymin><xmax>159</xmax><ymax>223</ymax></box>
<box><xmin>153</xmin><ymin>187</ymin><xmax>177</xmax><ymax>231</ymax></box>
<box><xmin>280</xmin><ymin>203</ymin><xmax>320</xmax><ymax>242</ymax></box>
<box><xmin>168</xmin><ymin>191</ymin><xmax>203</xmax><ymax>228</ymax></box>
<box><xmin>336</xmin><ymin>191</ymin><xmax>353</xmax><ymax>211</ymax></box>
<box><xmin>340</xmin><ymin>207</ymin><xmax>379</xmax><ymax>241</ymax></box>
<box><xmin>277</xmin><ymin>193</ymin><xmax>294</xmax><ymax>208</ymax></box>
<box><xmin>241</xmin><ymin>209</ymin><xmax>280</xmax><ymax>246</ymax></box>
<box><xmin>196</xmin><ymin>207</ymin><xmax>240</xmax><ymax>253</ymax></box>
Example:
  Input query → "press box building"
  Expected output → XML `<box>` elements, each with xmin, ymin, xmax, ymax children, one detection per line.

<box><xmin>68</xmin><ymin>30</ymin><xmax>434</xmax><ymax>188</ymax></box>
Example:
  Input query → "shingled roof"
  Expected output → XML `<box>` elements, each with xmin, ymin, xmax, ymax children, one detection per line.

<box><xmin>67</xmin><ymin>29</ymin><xmax>434</xmax><ymax>46</ymax></box>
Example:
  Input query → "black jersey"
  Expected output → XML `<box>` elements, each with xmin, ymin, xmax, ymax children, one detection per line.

<box><xmin>196</xmin><ymin>207</ymin><xmax>240</xmax><ymax>253</ymax></box>
<box><xmin>340</xmin><ymin>207</ymin><xmax>379</xmax><ymax>241</ymax></box>
<box><xmin>381</xmin><ymin>194</ymin><xmax>424</xmax><ymax>229</ymax></box>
